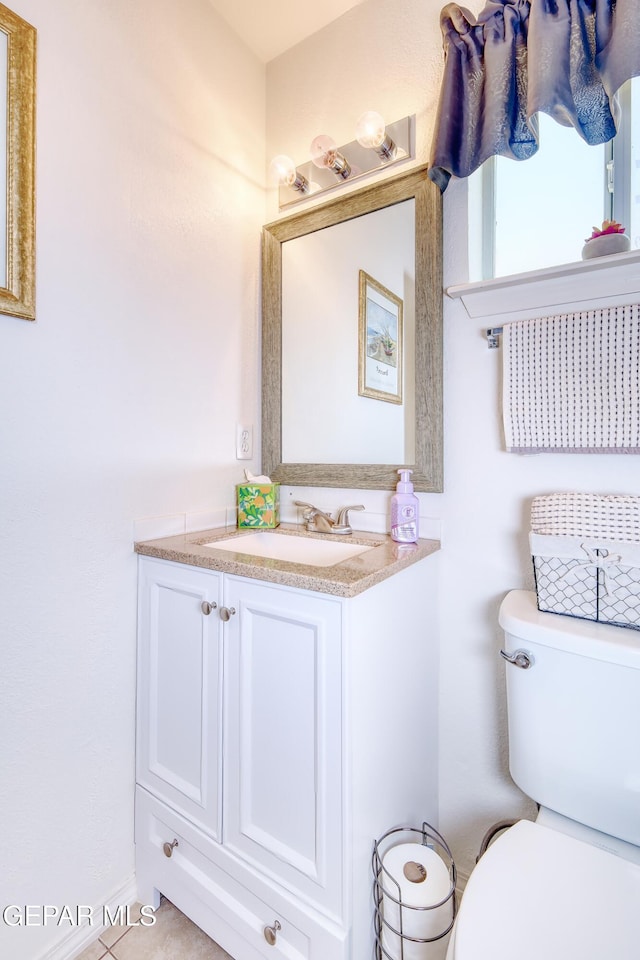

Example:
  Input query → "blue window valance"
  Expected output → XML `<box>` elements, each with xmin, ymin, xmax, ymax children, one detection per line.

<box><xmin>428</xmin><ymin>0</ymin><xmax>640</xmax><ymax>192</ymax></box>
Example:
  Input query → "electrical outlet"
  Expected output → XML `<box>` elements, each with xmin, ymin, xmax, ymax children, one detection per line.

<box><xmin>236</xmin><ymin>424</ymin><xmax>253</xmax><ymax>460</ymax></box>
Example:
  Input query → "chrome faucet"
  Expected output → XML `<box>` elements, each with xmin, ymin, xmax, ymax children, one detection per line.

<box><xmin>294</xmin><ymin>501</ymin><xmax>365</xmax><ymax>535</ymax></box>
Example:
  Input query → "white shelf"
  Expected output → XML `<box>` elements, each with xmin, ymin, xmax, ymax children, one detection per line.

<box><xmin>446</xmin><ymin>249</ymin><xmax>640</xmax><ymax>320</ymax></box>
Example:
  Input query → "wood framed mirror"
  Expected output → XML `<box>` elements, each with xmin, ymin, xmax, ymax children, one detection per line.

<box><xmin>262</xmin><ymin>165</ymin><xmax>443</xmax><ymax>491</ymax></box>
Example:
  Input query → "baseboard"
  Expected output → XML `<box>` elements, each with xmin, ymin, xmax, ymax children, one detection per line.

<box><xmin>455</xmin><ymin>869</ymin><xmax>470</xmax><ymax>902</ymax></box>
<box><xmin>35</xmin><ymin>875</ymin><xmax>138</xmax><ymax>960</ymax></box>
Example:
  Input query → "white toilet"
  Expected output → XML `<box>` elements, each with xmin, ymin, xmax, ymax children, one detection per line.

<box><xmin>446</xmin><ymin>589</ymin><xmax>640</xmax><ymax>960</ymax></box>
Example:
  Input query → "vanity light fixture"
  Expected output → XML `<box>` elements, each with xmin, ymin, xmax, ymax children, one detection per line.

<box><xmin>271</xmin><ymin>113</ymin><xmax>414</xmax><ymax>209</ymax></box>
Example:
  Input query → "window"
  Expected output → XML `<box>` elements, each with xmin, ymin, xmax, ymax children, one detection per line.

<box><xmin>469</xmin><ymin>77</ymin><xmax>640</xmax><ymax>280</ymax></box>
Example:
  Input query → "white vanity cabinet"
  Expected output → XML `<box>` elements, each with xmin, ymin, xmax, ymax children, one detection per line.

<box><xmin>135</xmin><ymin>551</ymin><xmax>439</xmax><ymax>960</ymax></box>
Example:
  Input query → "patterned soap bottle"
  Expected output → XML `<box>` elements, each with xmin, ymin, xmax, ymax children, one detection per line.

<box><xmin>390</xmin><ymin>468</ymin><xmax>419</xmax><ymax>543</ymax></box>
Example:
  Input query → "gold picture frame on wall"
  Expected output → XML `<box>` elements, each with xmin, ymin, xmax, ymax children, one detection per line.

<box><xmin>358</xmin><ymin>269</ymin><xmax>403</xmax><ymax>405</ymax></box>
<box><xmin>0</xmin><ymin>3</ymin><xmax>35</xmax><ymax>321</ymax></box>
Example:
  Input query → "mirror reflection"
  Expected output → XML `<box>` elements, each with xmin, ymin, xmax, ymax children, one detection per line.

<box><xmin>282</xmin><ymin>199</ymin><xmax>415</xmax><ymax>465</ymax></box>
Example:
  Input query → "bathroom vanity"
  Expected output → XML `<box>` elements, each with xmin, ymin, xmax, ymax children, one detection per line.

<box><xmin>134</xmin><ymin>525</ymin><xmax>440</xmax><ymax>960</ymax></box>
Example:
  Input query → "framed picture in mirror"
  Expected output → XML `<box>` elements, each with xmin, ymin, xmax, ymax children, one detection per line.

<box><xmin>358</xmin><ymin>269</ymin><xmax>403</xmax><ymax>404</ymax></box>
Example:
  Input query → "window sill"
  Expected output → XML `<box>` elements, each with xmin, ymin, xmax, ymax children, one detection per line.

<box><xmin>446</xmin><ymin>249</ymin><xmax>640</xmax><ymax>319</ymax></box>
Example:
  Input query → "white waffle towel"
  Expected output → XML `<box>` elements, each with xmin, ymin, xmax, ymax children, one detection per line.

<box><xmin>502</xmin><ymin>305</ymin><xmax>640</xmax><ymax>453</ymax></box>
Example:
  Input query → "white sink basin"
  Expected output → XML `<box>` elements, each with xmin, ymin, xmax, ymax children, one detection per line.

<box><xmin>203</xmin><ymin>531</ymin><xmax>374</xmax><ymax>567</ymax></box>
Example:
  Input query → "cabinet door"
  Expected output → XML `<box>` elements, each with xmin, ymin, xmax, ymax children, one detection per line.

<box><xmin>223</xmin><ymin>577</ymin><xmax>343</xmax><ymax>921</ymax></box>
<box><xmin>137</xmin><ymin>557</ymin><xmax>223</xmax><ymax>839</ymax></box>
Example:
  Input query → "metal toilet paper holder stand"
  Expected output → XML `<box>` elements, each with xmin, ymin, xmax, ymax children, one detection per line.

<box><xmin>372</xmin><ymin>822</ymin><xmax>457</xmax><ymax>960</ymax></box>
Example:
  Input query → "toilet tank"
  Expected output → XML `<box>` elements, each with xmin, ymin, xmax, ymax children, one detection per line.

<box><xmin>499</xmin><ymin>591</ymin><xmax>640</xmax><ymax>847</ymax></box>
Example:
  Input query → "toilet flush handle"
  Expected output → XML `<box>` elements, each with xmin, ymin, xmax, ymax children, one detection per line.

<box><xmin>500</xmin><ymin>648</ymin><xmax>534</xmax><ymax>669</ymax></box>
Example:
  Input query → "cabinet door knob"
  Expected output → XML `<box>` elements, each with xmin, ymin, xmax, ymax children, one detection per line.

<box><xmin>219</xmin><ymin>606</ymin><xmax>236</xmax><ymax>622</ymax></box>
<box><xmin>263</xmin><ymin>920</ymin><xmax>281</xmax><ymax>945</ymax></box>
<box><xmin>201</xmin><ymin>600</ymin><xmax>217</xmax><ymax>616</ymax></box>
<box><xmin>162</xmin><ymin>838</ymin><xmax>179</xmax><ymax>858</ymax></box>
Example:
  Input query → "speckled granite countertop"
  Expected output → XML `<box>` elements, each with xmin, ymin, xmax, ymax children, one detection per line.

<box><xmin>134</xmin><ymin>523</ymin><xmax>440</xmax><ymax>598</ymax></box>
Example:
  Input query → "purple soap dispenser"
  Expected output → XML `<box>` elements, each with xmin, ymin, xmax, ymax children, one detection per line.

<box><xmin>390</xmin><ymin>468</ymin><xmax>419</xmax><ymax>543</ymax></box>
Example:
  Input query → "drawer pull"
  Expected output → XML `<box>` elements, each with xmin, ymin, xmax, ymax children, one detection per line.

<box><xmin>162</xmin><ymin>838</ymin><xmax>179</xmax><ymax>858</ymax></box>
<box><xmin>263</xmin><ymin>919</ymin><xmax>281</xmax><ymax>945</ymax></box>
<box><xmin>201</xmin><ymin>600</ymin><xmax>217</xmax><ymax>616</ymax></box>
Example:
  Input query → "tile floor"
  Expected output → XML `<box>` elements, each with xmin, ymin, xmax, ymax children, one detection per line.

<box><xmin>75</xmin><ymin>899</ymin><xmax>233</xmax><ymax>960</ymax></box>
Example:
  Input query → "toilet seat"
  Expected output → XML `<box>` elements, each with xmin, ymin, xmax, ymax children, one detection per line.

<box><xmin>450</xmin><ymin>819</ymin><xmax>640</xmax><ymax>960</ymax></box>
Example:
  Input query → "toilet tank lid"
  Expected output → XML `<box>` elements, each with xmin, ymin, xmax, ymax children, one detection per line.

<box><xmin>453</xmin><ymin>819</ymin><xmax>640</xmax><ymax>960</ymax></box>
<box><xmin>499</xmin><ymin>590</ymin><xmax>640</xmax><ymax>668</ymax></box>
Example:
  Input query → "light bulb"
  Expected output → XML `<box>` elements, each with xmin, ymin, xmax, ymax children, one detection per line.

<box><xmin>310</xmin><ymin>135</ymin><xmax>336</xmax><ymax>169</ymax></box>
<box><xmin>356</xmin><ymin>111</ymin><xmax>386</xmax><ymax>149</ymax></box>
<box><xmin>269</xmin><ymin>154</ymin><xmax>296</xmax><ymax>185</ymax></box>
<box><xmin>269</xmin><ymin>154</ymin><xmax>309</xmax><ymax>193</ymax></box>
<box><xmin>355</xmin><ymin>110</ymin><xmax>397</xmax><ymax>160</ymax></box>
<box><xmin>310</xmin><ymin>134</ymin><xmax>351</xmax><ymax>180</ymax></box>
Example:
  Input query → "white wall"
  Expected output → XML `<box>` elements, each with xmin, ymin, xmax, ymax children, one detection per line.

<box><xmin>0</xmin><ymin>2</ymin><xmax>264</xmax><ymax>958</ymax></box>
<box><xmin>266</xmin><ymin>0</ymin><xmax>640</xmax><ymax>883</ymax></box>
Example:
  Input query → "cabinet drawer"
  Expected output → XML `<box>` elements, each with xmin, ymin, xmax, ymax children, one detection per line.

<box><xmin>135</xmin><ymin>788</ymin><xmax>347</xmax><ymax>960</ymax></box>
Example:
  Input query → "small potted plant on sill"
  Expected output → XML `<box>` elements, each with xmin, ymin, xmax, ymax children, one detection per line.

<box><xmin>582</xmin><ymin>219</ymin><xmax>631</xmax><ymax>259</ymax></box>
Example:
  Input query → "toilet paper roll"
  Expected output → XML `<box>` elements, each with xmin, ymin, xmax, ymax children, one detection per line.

<box><xmin>380</xmin><ymin>842</ymin><xmax>452</xmax><ymax>960</ymax></box>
